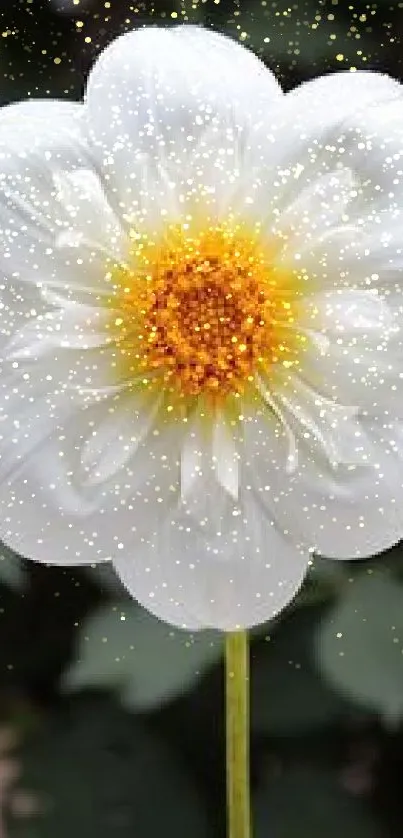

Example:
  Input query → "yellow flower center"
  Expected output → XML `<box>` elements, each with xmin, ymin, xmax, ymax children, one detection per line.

<box><xmin>107</xmin><ymin>221</ymin><xmax>304</xmax><ymax>404</ymax></box>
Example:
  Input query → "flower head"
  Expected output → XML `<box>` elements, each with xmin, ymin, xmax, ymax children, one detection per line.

<box><xmin>1</xmin><ymin>26</ymin><xmax>403</xmax><ymax>630</ymax></box>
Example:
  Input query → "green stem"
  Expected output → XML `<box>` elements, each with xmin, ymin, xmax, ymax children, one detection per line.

<box><xmin>225</xmin><ymin>630</ymin><xmax>251</xmax><ymax>838</ymax></box>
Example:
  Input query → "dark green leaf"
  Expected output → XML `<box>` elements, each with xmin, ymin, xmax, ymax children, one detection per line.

<box><xmin>63</xmin><ymin>602</ymin><xmax>222</xmax><ymax>710</ymax></box>
<box><xmin>7</xmin><ymin>697</ymin><xmax>210</xmax><ymax>838</ymax></box>
<box><xmin>0</xmin><ymin>543</ymin><xmax>27</xmax><ymax>592</ymax></box>
<box><xmin>251</xmin><ymin>608</ymin><xmax>348</xmax><ymax>734</ymax></box>
<box><xmin>255</xmin><ymin>767</ymin><xmax>383</xmax><ymax>838</ymax></box>
<box><xmin>315</xmin><ymin>572</ymin><xmax>403</xmax><ymax>721</ymax></box>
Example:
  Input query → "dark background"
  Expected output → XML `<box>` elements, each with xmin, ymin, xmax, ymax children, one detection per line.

<box><xmin>0</xmin><ymin>1</ymin><xmax>403</xmax><ymax>836</ymax></box>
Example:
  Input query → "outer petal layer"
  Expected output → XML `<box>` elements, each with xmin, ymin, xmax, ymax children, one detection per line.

<box><xmin>111</xmin><ymin>413</ymin><xmax>309</xmax><ymax>631</ymax></box>
<box><xmin>291</xmin><ymin>288</ymin><xmax>403</xmax><ymax>417</ymax></box>
<box><xmin>85</xmin><ymin>26</ymin><xmax>282</xmax><ymax>225</ymax></box>
<box><xmin>0</xmin><ymin>99</ymin><xmax>127</xmax><ymax>324</ymax></box>
<box><xmin>113</xmin><ymin>487</ymin><xmax>309</xmax><ymax>632</ymax></box>
<box><xmin>0</xmin><ymin>100</ymin><xmax>138</xmax><ymax>550</ymax></box>
<box><xmin>244</xmin><ymin>401</ymin><xmax>403</xmax><ymax>560</ymax></box>
<box><xmin>0</xmin><ymin>391</ymin><xmax>181</xmax><ymax>562</ymax></box>
<box><xmin>0</xmin><ymin>380</ymin><xmax>310</xmax><ymax>630</ymax></box>
<box><xmin>260</xmin><ymin>77</ymin><xmax>403</xmax><ymax>436</ymax></box>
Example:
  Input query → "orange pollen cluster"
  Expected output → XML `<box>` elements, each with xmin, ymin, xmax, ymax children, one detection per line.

<box><xmin>110</xmin><ymin>224</ymin><xmax>300</xmax><ymax>400</ymax></box>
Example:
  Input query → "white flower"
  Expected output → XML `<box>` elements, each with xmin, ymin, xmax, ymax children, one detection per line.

<box><xmin>1</xmin><ymin>26</ymin><xmax>403</xmax><ymax>631</ymax></box>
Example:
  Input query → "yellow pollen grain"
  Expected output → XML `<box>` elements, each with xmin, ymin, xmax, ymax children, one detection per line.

<box><xmin>106</xmin><ymin>221</ymin><xmax>305</xmax><ymax>404</ymax></box>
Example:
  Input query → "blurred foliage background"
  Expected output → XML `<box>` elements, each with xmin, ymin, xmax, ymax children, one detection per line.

<box><xmin>0</xmin><ymin>0</ymin><xmax>403</xmax><ymax>835</ymax></box>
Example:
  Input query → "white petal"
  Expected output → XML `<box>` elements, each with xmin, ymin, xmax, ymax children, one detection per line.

<box><xmin>86</xmin><ymin>26</ymin><xmax>282</xmax><ymax>226</ymax></box>
<box><xmin>267</xmin><ymin>82</ymin><xmax>403</xmax><ymax>319</ymax></box>
<box><xmin>213</xmin><ymin>413</ymin><xmax>240</xmax><ymax>501</ymax></box>
<box><xmin>1</xmin><ymin>293</ymin><xmax>143</xmax><ymax>399</ymax></box>
<box><xmin>113</xmin><ymin>488</ymin><xmax>309</xmax><ymax>631</ymax></box>
<box><xmin>78</xmin><ymin>390</ymin><xmax>163</xmax><ymax>488</ymax></box>
<box><xmin>250</xmin><ymin>71</ymin><xmax>403</xmax><ymax>253</ymax></box>
<box><xmin>0</xmin><ymin>99</ymin><xmax>127</xmax><ymax>313</ymax></box>
<box><xmin>292</xmin><ymin>288</ymin><xmax>403</xmax><ymax>416</ymax></box>
<box><xmin>244</xmin><ymin>399</ymin><xmax>403</xmax><ymax>560</ymax></box>
<box><xmin>0</xmin><ymin>375</ymin><xmax>80</xmax><ymax>486</ymax></box>
<box><xmin>0</xmin><ymin>390</ymin><xmax>183</xmax><ymax>566</ymax></box>
<box><xmin>263</xmin><ymin>70</ymin><xmax>402</xmax><ymax>190</ymax></box>
<box><xmin>294</xmin><ymin>97</ymin><xmax>403</xmax><ymax>308</ymax></box>
<box><xmin>180</xmin><ymin>409</ymin><xmax>240</xmax><ymax>511</ymax></box>
<box><xmin>4</xmin><ymin>301</ymin><xmax>112</xmax><ymax>360</ymax></box>
<box><xmin>0</xmin><ymin>95</ymin><xmax>141</xmax><ymax>499</ymax></box>
<box><xmin>273</xmin><ymin>169</ymin><xmax>357</xmax><ymax>262</ymax></box>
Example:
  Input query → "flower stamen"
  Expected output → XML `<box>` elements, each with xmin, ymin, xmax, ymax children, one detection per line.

<box><xmin>108</xmin><ymin>221</ymin><xmax>304</xmax><ymax>402</ymax></box>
